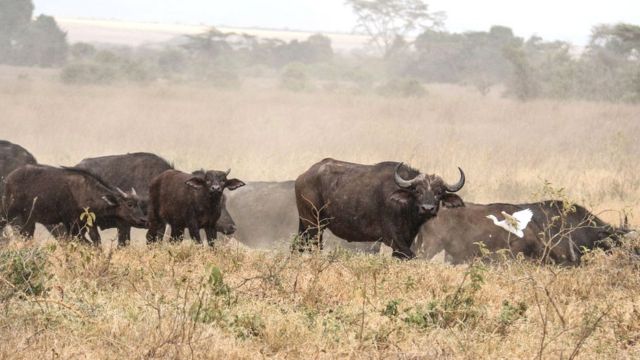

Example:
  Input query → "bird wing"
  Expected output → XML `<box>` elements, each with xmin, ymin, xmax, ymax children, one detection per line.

<box><xmin>513</xmin><ymin>208</ymin><xmax>533</xmax><ymax>230</ymax></box>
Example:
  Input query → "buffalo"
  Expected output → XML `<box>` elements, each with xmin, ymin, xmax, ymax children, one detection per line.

<box><xmin>416</xmin><ymin>200</ymin><xmax>628</xmax><ymax>264</ymax></box>
<box><xmin>225</xmin><ymin>180</ymin><xmax>382</xmax><ymax>253</ymax></box>
<box><xmin>73</xmin><ymin>153</ymin><xmax>237</xmax><ymax>245</ymax></box>
<box><xmin>1</xmin><ymin>165</ymin><xmax>146</xmax><ymax>244</ymax></box>
<box><xmin>146</xmin><ymin>169</ymin><xmax>244</xmax><ymax>245</ymax></box>
<box><xmin>295</xmin><ymin>158</ymin><xmax>465</xmax><ymax>259</ymax></box>
<box><xmin>1</xmin><ymin>140</ymin><xmax>37</xmax><ymax>198</ymax></box>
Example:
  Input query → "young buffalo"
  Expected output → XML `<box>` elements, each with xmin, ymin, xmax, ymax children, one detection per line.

<box><xmin>146</xmin><ymin>169</ymin><xmax>244</xmax><ymax>245</ymax></box>
<box><xmin>1</xmin><ymin>165</ymin><xmax>146</xmax><ymax>244</ymax></box>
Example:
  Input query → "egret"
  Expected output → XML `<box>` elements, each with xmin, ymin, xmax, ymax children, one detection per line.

<box><xmin>486</xmin><ymin>208</ymin><xmax>533</xmax><ymax>238</ymax></box>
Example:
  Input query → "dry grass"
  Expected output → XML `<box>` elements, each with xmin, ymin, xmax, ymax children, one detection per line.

<box><xmin>0</xmin><ymin>237</ymin><xmax>639</xmax><ymax>359</ymax></box>
<box><xmin>1</xmin><ymin>65</ymin><xmax>639</xmax><ymax>358</ymax></box>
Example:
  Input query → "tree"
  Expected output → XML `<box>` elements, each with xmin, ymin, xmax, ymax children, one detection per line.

<box><xmin>345</xmin><ymin>0</ymin><xmax>445</xmax><ymax>55</ymax></box>
<box><xmin>181</xmin><ymin>27</ymin><xmax>233</xmax><ymax>58</ymax></box>
<box><xmin>15</xmin><ymin>15</ymin><xmax>68</xmax><ymax>67</ymax></box>
<box><xmin>589</xmin><ymin>23</ymin><xmax>640</xmax><ymax>57</ymax></box>
<box><xmin>0</xmin><ymin>0</ymin><xmax>34</xmax><ymax>62</ymax></box>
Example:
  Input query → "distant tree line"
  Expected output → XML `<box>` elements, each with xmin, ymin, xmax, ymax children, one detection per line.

<box><xmin>389</xmin><ymin>23</ymin><xmax>640</xmax><ymax>102</ymax></box>
<box><xmin>3</xmin><ymin>0</ymin><xmax>639</xmax><ymax>103</ymax></box>
<box><xmin>0</xmin><ymin>0</ymin><xmax>67</xmax><ymax>66</ymax></box>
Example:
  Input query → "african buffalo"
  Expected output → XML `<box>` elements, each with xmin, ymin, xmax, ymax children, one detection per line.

<box><xmin>146</xmin><ymin>169</ymin><xmax>244</xmax><ymax>245</ymax></box>
<box><xmin>295</xmin><ymin>158</ymin><xmax>465</xmax><ymax>259</ymax></box>
<box><xmin>0</xmin><ymin>140</ymin><xmax>37</xmax><ymax>198</ymax></box>
<box><xmin>224</xmin><ymin>180</ymin><xmax>382</xmax><ymax>253</ymax></box>
<box><xmin>73</xmin><ymin>153</ymin><xmax>236</xmax><ymax>245</ymax></box>
<box><xmin>416</xmin><ymin>200</ymin><xmax>628</xmax><ymax>265</ymax></box>
<box><xmin>1</xmin><ymin>165</ymin><xmax>146</xmax><ymax>244</ymax></box>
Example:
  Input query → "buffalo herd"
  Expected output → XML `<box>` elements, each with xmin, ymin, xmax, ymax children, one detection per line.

<box><xmin>0</xmin><ymin>140</ymin><xmax>633</xmax><ymax>265</ymax></box>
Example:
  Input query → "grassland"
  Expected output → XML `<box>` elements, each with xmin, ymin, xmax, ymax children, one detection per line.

<box><xmin>1</xmin><ymin>66</ymin><xmax>639</xmax><ymax>358</ymax></box>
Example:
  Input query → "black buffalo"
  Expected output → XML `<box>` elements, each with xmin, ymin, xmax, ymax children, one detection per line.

<box><xmin>1</xmin><ymin>165</ymin><xmax>146</xmax><ymax>244</ymax></box>
<box><xmin>416</xmin><ymin>200</ymin><xmax>628</xmax><ymax>264</ymax></box>
<box><xmin>1</xmin><ymin>140</ymin><xmax>37</xmax><ymax>198</ymax></box>
<box><xmin>225</xmin><ymin>181</ymin><xmax>382</xmax><ymax>253</ymax></box>
<box><xmin>295</xmin><ymin>158</ymin><xmax>465</xmax><ymax>259</ymax></box>
<box><xmin>74</xmin><ymin>153</ymin><xmax>236</xmax><ymax>245</ymax></box>
<box><xmin>146</xmin><ymin>169</ymin><xmax>244</xmax><ymax>245</ymax></box>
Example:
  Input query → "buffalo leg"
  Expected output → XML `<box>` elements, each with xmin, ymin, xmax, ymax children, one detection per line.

<box><xmin>188</xmin><ymin>222</ymin><xmax>202</xmax><ymax>243</ymax></box>
<box><xmin>20</xmin><ymin>219</ymin><xmax>36</xmax><ymax>239</ymax></box>
<box><xmin>10</xmin><ymin>212</ymin><xmax>36</xmax><ymax>238</ymax></box>
<box><xmin>6</xmin><ymin>209</ymin><xmax>33</xmax><ymax>238</ymax></box>
<box><xmin>146</xmin><ymin>223</ymin><xmax>159</xmax><ymax>243</ymax></box>
<box><xmin>147</xmin><ymin>221</ymin><xmax>167</xmax><ymax>243</ymax></box>
<box><xmin>390</xmin><ymin>238</ymin><xmax>415</xmax><ymax>260</ymax></box>
<box><xmin>170</xmin><ymin>225</ymin><xmax>184</xmax><ymax>242</ymax></box>
<box><xmin>88</xmin><ymin>226</ymin><xmax>101</xmax><ymax>246</ymax></box>
<box><xmin>205</xmin><ymin>227</ymin><xmax>217</xmax><ymax>247</ymax></box>
<box><xmin>117</xmin><ymin>224</ymin><xmax>131</xmax><ymax>247</ymax></box>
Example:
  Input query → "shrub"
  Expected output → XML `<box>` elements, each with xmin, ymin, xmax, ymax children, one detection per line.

<box><xmin>70</xmin><ymin>42</ymin><xmax>96</xmax><ymax>60</ymax></box>
<box><xmin>376</xmin><ymin>78</ymin><xmax>426</xmax><ymax>98</ymax></box>
<box><xmin>0</xmin><ymin>247</ymin><xmax>50</xmax><ymax>299</ymax></box>
<box><xmin>404</xmin><ymin>263</ymin><xmax>486</xmax><ymax>329</ymax></box>
<box><xmin>232</xmin><ymin>313</ymin><xmax>266</xmax><ymax>339</ymax></box>
<box><xmin>280</xmin><ymin>63</ymin><xmax>313</xmax><ymax>92</ymax></box>
<box><xmin>60</xmin><ymin>62</ymin><xmax>117</xmax><ymax>84</ymax></box>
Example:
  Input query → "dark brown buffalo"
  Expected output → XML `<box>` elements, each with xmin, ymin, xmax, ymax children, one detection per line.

<box><xmin>416</xmin><ymin>200</ymin><xmax>628</xmax><ymax>264</ymax></box>
<box><xmin>295</xmin><ymin>158</ymin><xmax>465</xmax><ymax>259</ymax></box>
<box><xmin>146</xmin><ymin>169</ymin><xmax>244</xmax><ymax>245</ymax></box>
<box><xmin>1</xmin><ymin>165</ymin><xmax>146</xmax><ymax>244</ymax></box>
<box><xmin>225</xmin><ymin>181</ymin><xmax>382</xmax><ymax>253</ymax></box>
<box><xmin>73</xmin><ymin>152</ymin><xmax>237</xmax><ymax>245</ymax></box>
<box><xmin>1</xmin><ymin>140</ymin><xmax>37</xmax><ymax>198</ymax></box>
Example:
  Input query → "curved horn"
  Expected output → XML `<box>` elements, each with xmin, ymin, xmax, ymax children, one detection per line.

<box><xmin>130</xmin><ymin>187</ymin><xmax>138</xmax><ymax>197</ymax></box>
<box><xmin>116</xmin><ymin>187</ymin><xmax>128</xmax><ymax>198</ymax></box>
<box><xmin>394</xmin><ymin>163</ymin><xmax>416</xmax><ymax>189</ymax></box>
<box><xmin>444</xmin><ymin>167</ymin><xmax>465</xmax><ymax>193</ymax></box>
<box><xmin>225</xmin><ymin>168</ymin><xmax>231</xmax><ymax>176</ymax></box>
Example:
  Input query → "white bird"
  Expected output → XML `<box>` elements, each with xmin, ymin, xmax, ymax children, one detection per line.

<box><xmin>486</xmin><ymin>209</ymin><xmax>533</xmax><ymax>238</ymax></box>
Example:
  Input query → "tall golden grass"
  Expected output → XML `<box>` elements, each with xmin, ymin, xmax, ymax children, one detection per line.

<box><xmin>2</xmin><ymin>67</ymin><xmax>637</xmax><ymax>225</ymax></box>
<box><xmin>1</xmin><ymin>66</ymin><xmax>639</xmax><ymax>358</ymax></box>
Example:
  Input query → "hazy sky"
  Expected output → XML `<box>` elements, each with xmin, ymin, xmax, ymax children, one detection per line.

<box><xmin>34</xmin><ymin>0</ymin><xmax>637</xmax><ymax>45</ymax></box>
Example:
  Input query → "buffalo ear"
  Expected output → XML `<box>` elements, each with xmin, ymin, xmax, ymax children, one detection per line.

<box><xmin>185</xmin><ymin>177</ymin><xmax>206</xmax><ymax>189</ymax></box>
<box><xmin>225</xmin><ymin>178</ymin><xmax>245</xmax><ymax>191</ymax></box>
<box><xmin>389</xmin><ymin>190</ymin><xmax>413</xmax><ymax>205</ymax></box>
<box><xmin>441</xmin><ymin>193</ymin><xmax>465</xmax><ymax>208</ymax></box>
<box><xmin>102</xmin><ymin>194</ymin><xmax>118</xmax><ymax>206</ymax></box>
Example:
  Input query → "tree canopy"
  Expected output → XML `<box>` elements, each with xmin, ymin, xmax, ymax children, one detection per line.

<box><xmin>345</xmin><ymin>0</ymin><xmax>445</xmax><ymax>55</ymax></box>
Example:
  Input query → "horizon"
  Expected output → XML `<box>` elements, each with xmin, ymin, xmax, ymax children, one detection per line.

<box><xmin>33</xmin><ymin>0</ymin><xmax>639</xmax><ymax>46</ymax></box>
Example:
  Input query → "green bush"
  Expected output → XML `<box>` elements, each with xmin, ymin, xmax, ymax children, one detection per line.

<box><xmin>0</xmin><ymin>247</ymin><xmax>50</xmax><ymax>299</ymax></box>
<box><xmin>376</xmin><ymin>78</ymin><xmax>426</xmax><ymax>98</ymax></box>
<box><xmin>404</xmin><ymin>263</ymin><xmax>486</xmax><ymax>329</ymax></box>
<box><xmin>60</xmin><ymin>62</ymin><xmax>117</xmax><ymax>84</ymax></box>
<box><xmin>60</xmin><ymin>58</ymin><xmax>154</xmax><ymax>85</ymax></box>
<box><xmin>232</xmin><ymin>313</ymin><xmax>265</xmax><ymax>339</ymax></box>
<box><xmin>280</xmin><ymin>63</ymin><xmax>313</xmax><ymax>92</ymax></box>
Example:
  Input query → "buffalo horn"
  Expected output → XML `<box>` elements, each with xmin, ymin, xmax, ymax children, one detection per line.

<box><xmin>394</xmin><ymin>163</ymin><xmax>419</xmax><ymax>188</ymax></box>
<box><xmin>444</xmin><ymin>167</ymin><xmax>465</xmax><ymax>193</ymax></box>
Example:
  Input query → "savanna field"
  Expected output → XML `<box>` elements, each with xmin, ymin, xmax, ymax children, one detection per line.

<box><xmin>1</xmin><ymin>66</ymin><xmax>640</xmax><ymax>358</ymax></box>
